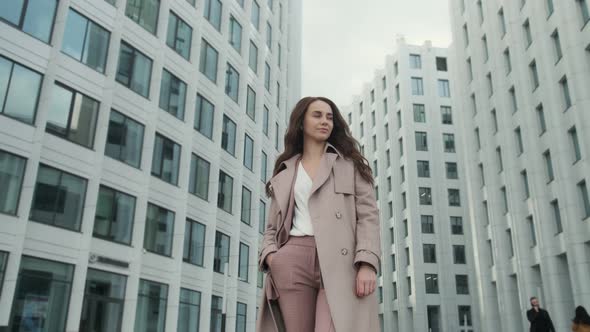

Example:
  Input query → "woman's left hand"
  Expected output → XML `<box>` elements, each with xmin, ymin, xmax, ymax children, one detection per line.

<box><xmin>355</xmin><ymin>264</ymin><xmax>376</xmax><ymax>297</ymax></box>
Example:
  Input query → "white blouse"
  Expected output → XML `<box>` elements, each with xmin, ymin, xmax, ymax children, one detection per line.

<box><xmin>289</xmin><ymin>162</ymin><xmax>314</xmax><ymax>236</ymax></box>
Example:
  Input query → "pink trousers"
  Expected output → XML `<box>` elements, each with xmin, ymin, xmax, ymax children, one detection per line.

<box><xmin>268</xmin><ymin>236</ymin><xmax>336</xmax><ymax>332</ymax></box>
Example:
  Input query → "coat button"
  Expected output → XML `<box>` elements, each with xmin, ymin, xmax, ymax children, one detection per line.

<box><xmin>341</xmin><ymin>248</ymin><xmax>348</xmax><ymax>255</ymax></box>
<box><xmin>335</xmin><ymin>211</ymin><xmax>342</xmax><ymax>219</ymax></box>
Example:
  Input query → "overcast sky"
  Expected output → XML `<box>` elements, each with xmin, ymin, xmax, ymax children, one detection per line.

<box><xmin>301</xmin><ymin>0</ymin><xmax>453</xmax><ymax>107</ymax></box>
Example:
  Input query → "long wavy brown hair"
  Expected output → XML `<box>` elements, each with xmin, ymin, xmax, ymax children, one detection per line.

<box><xmin>264</xmin><ymin>96</ymin><xmax>373</xmax><ymax>197</ymax></box>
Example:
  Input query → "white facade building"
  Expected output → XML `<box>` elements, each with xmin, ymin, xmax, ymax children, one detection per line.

<box><xmin>0</xmin><ymin>0</ymin><xmax>301</xmax><ymax>331</ymax></box>
<box><xmin>343</xmin><ymin>38</ymin><xmax>479</xmax><ymax>332</ymax></box>
<box><xmin>449</xmin><ymin>0</ymin><xmax>590</xmax><ymax>331</ymax></box>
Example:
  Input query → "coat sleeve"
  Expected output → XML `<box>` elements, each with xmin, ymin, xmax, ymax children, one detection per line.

<box><xmin>352</xmin><ymin>166</ymin><xmax>382</xmax><ymax>274</ymax></box>
<box><xmin>544</xmin><ymin>310</ymin><xmax>556</xmax><ymax>332</ymax></box>
<box><xmin>258</xmin><ymin>189</ymin><xmax>280</xmax><ymax>273</ymax></box>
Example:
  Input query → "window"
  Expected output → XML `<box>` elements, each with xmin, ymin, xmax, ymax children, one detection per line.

<box><xmin>151</xmin><ymin>134</ymin><xmax>181</xmax><ymax>185</ymax></box>
<box><xmin>438</xmin><ymin>79</ymin><xmax>450</xmax><ymax>97</ymax></box>
<box><xmin>214</xmin><ymin>231</ymin><xmax>230</xmax><ymax>273</ymax></box>
<box><xmin>249</xmin><ymin>41</ymin><xmax>258</xmax><ymax>73</ymax></box>
<box><xmin>0</xmin><ymin>150</ymin><xmax>26</xmax><ymax>215</ymax></box>
<box><xmin>458</xmin><ymin>306</ymin><xmax>472</xmax><ymax>326</ymax></box>
<box><xmin>125</xmin><ymin>0</ymin><xmax>159</xmax><ymax>34</ymax></box>
<box><xmin>515</xmin><ymin>127</ymin><xmax>524</xmax><ymax>155</ymax></box>
<box><xmin>451</xmin><ymin>217</ymin><xmax>463</xmax><ymax>235</ymax></box>
<box><xmin>425</xmin><ymin>274</ymin><xmax>439</xmax><ymax>294</ymax></box>
<box><xmin>427</xmin><ymin>306</ymin><xmax>441</xmax><ymax>332</ymax></box>
<box><xmin>560</xmin><ymin>76</ymin><xmax>572</xmax><ymax>110</ymax></box>
<box><xmin>105</xmin><ymin>110</ymin><xmax>144</xmax><ymax>168</ymax></box>
<box><xmin>225</xmin><ymin>63</ymin><xmax>240</xmax><ymax>102</ymax></box>
<box><xmin>30</xmin><ymin>164</ymin><xmax>88</xmax><ymax>231</ymax></box>
<box><xmin>402</xmin><ymin>192</ymin><xmax>407</xmax><ymax>209</ymax></box>
<box><xmin>383</xmin><ymin>98</ymin><xmax>388</xmax><ymax>115</ymax></box>
<box><xmin>0</xmin><ymin>56</ymin><xmax>42</xmax><ymax>124</ymax></box>
<box><xmin>551</xmin><ymin>199</ymin><xmax>563</xmax><ymax>233</ymax></box>
<box><xmin>159</xmin><ymin>69</ymin><xmax>187</xmax><ymax>119</ymax></box>
<box><xmin>276</xmin><ymin>82</ymin><xmax>281</xmax><ymax>107</ymax></box>
<box><xmin>62</xmin><ymin>9</ymin><xmax>110</xmax><ymax>73</ymax></box>
<box><xmin>116</xmin><ymin>41</ymin><xmax>153</xmax><ymax>97</ymax></box>
<box><xmin>483</xmin><ymin>201</ymin><xmax>490</xmax><ymax>226</ymax></box>
<box><xmin>0</xmin><ymin>251</ymin><xmax>7</xmax><ymax>296</ymax></box>
<box><xmin>453</xmin><ymin>245</ymin><xmax>466</xmax><ymax>264</ymax></box>
<box><xmin>266</xmin><ymin>21</ymin><xmax>272</xmax><ymax>50</ymax></box>
<box><xmin>529</xmin><ymin>60</ymin><xmax>539</xmax><ymax>90</ymax></box>
<box><xmin>241</xmin><ymin>186</ymin><xmax>252</xmax><ymax>225</ymax></box>
<box><xmin>436</xmin><ymin>57</ymin><xmax>447</xmax><ymax>71</ymax></box>
<box><xmin>135</xmin><ymin>279</ymin><xmax>168</xmax><ymax>332</ymax></box>
<box><xmin>239</xmin><ymin>242</ymin><xmax>250</xmax><ymax>281</ymax></box>
<box><xmin>441</xmin><ymin>106</ymin><xmax>452</xmax><ymax>124</ymax></box>
<box><xmin>409</xmin><ymin>54</ymin><xmax>421</xmax><ymax>69</ymax></box>
<box><xmin>417</xmin><ymin>160</ymin><xmax>430</xmax><ymax>178</ymax></box>
<box><xmin>46</xmin><ymin>82</ymin><xmax>99</xmax><ymax>148</ymax></box>
<box><xmin>395</xmin><ymin>84</ymin><xmax>400</xmax><ymax>102</ymax></box>
<box><xmin>502</xmin><ymin>191</ymin><xmax>512</xmax><ymax>216</ymax></box>
<box><xmin>405</xmin><ymin>247</ymin><xmax>410</xmax><ymax>266</ymax></box>
<box><xmin>228</xmin><ymin>16</ymin><xmax>243</xmax><ymax>53</ymax></box>
<box><xmin>94</xmin><ymin>185</ymin><xmax>136</xmax><ymax>245</ymax></box>
<box><xmin>403</xmin><ymin>219</ymin><xmax>408</xmax><ymax>237</ymax></box>
<box><xmin>359</xmin><ymin>101</ymin><xmax>364</xmax><ymax>114</ymax></box>
<box><xmin>528</xmin><ymin>216</ymin><xmax>537</xmax><ymax>246</ymax></box>
<box><xmin>423</xmin><ymin>244</ymin><xmax>436</xmax><ymax>263</ymax></box>
<box><xmin>482</xmin><ymin>35</ymin><xmax>489</xmax><ymax>62</ymax></box>
<box><xmin>1</xmin><ymin>0</ymin><xmax>58</xmax><ymax>43</ymax></box>
<box><xmin>523</xmin><ymin>19</ymin><xmax>532</xmax><ymax>47</ymax></box>
<box><xmin>407</xmin><ymin>277</ymin><xmax>412</xmax><ymax>295</ymax></box>
<box><xmin>475</xmin><ymin>128</ymin><xmax>481</xmax><ymax>150</ymax></box>
<box><xmin>522</xmin><ymin>170</ymin><xmax>530</xmax><ymax>199</ymax></box>
<box><xmin>210</xmin><ymin>295</ymin><xmax>224</xmax><ymax>331</ymax></box>
<box><xmin>194</xmin><ymin>94</ymin><xmax>215</xmax><ymax>139</ymax></box>
<box><xmin>166</xmin><ymin>11</ymin><xmax>192</xmax><ymax>60</ymax></box>
<box><xmin>551</xmin><ymin>29</ymin><xmax>563</xmax><ymax>62</ymax></box>
<box><xmin>415</xmin><ymin>131</ymin><xmax>428</xmax><ymax>151</ymax></box>
<box><xmin>391</xmin><ymin>254</ymin><xmax>396</xmax><ymax>272</ymax></box>
<box><xmin>400</xmin><ymin>166</ymin><xmax>405</xmax><ymax>183</ymax></box>
<box><xmin>243</xmin><ymin>134</ymin><xmax>254</xmax><ymax>171</ymax></box>
<box><xmin>10</xmin><ymin>256</ymin><xmax>74</xmax><ymax>331</ymax></box>
<box><xmin>456</xmin><ymin>275</ymin><xmax>469</xmax><ymax>294</ymax></box>
<box><xmin>443</xmin><ymin>133</ymin><xmax>455</xmax><ymax>152</ymax></box>
<box><xmin>80</xmin><ymin>269</ymin><xmax>127</xmax><ymax>332</ymax></box>
<box><xmin>446</xmin><ymin>162</ymin><xmax>458</xmax><ymax>179</ymax></box>
<box><xmin>183</xmin><ymin>219</ymin><xmax>206</xmax><ymax>266</ymax></box>
<box><xmin>490</xmin><ymin>109</ymin><xmax>498</xmax><ymax>133</ymax></box>
<box><xmin>370</xmin><ymin>89</ymin><xmax>375</xmax><ymax>103</ymax></box>
<box><xmin>384</xmin><ymin>123</ymin><xmax>389</xmax><ymax>140</ymax></box>
<box><xmin>463</xmin><ymin>24</ymin><xmax>469</xmax><ymax>46</ymax></box>
<box><xmin>537</xmin><ymin>104</ymin><xmax>547</xmax><ymax>134</ymax></box>
<box><xmin>387</xmin><ymin>201</ymin><xmax>392</xmax><ymax>218</ymax></box>
<box><xmin>543</xmin><ymin>150</ymin><xmax>554</xmax><ymax>182</ymax></box>
<box><xmin>504</xmin><ymin>48</ymin><xmax>512</xmax><ymax>74</ymax></box>
<box><xmin>419</xmin><ymin>187</ymin><xmax>432</xmax><ymax>205</ymax></box>
<box><xmin>278</xmin><ymin>43</ymin><xmax>282</xmax><ymax>68</ymax></box>
<box><xmin>448</xmin><ymin>189</ymin><xmax>461</xmax><ymax>206</ymax></box>
<box><xmin>144</xmin><ymin>203</ymin><xmax>175</xmax><ymax>256</ymax></box>
<box><xmin>382</xmin><ymin>76</ymin><xmax>387</xmax><ymax>89</ymax></box>
<box><xmin>360</xmin><ymin>122</ymin><xmax>364</xmax><ymax>137</ymax></box>
<box><xmin>507</xmin><ymin>229</ymin><xmax>515</xmax><ymax>257</ymax></box>
<box><xmin>236</xmin><ymin>302</ymin><xmax>247</xmax><ymax>332</ymax></box>
<box><xmin>479</xmin><ymin>164</ymin><xmax>485</xmax><ymax>186</ymax></box>
<box><xmin>203</xmin><ymin>0</ymin><xmax>222</xmax><ymax>30</ymax></box>
<box><xmin>178</xmin><ymin>288</ymin><xmax>201</xmax><ymax>332</ymax></box>
<box><xmin>261</xmin><ymin>151</ymin><xmax>268</xmax><ymax>182</ymax></box>
<box><xmin>569</xmin><ymin>127</ymin><xmax>582</xmax><ymax>162</ymax></box>
<box><xmin>411</xmin><ymin>77</ymin><xmax>424</xmax><ymax>95</ymax></box>
<box><xmin>487</xmin><ymin>73</ymin><xmax>494</xmax><ymax>96</ymax></box>
<box><xmin>275</xmin><ymin>123</ymin><xmax>279</xmax><ymax>150</ymax></box>
<box><xmin>578</xmin><ymin>181</ymin><xmax>590</xmax><ymax>219</ymax></box>
<box><xmin>420</xmin><ymin>215</ymin><xmax>434</xmax><ymax>234</ymax></box>
<box><xmin>499</xmin><ymin>8</ymin><xmax>507</xmax><ymax>36</ymax></box>
<box><xmin>577</xmin><ymin>0</ymin><xmax>590</xmax><ymax>27</ymax></box>
<box><xmin>477</xmin><ymin>0</ymin><xmax>484</xmax><ymax>23</ymax></box>
<box><xmin>221</xmin><ymin>115</ymin><xmax>237</xmax><ymax>156</ymax></box>
<box><xmin>264</xmin><ymin>62</ymin><xmax>271</xmax><ymax>91</ymax></box>
<box><xmin>259</xmin><ymin>200</ymin><xmax>267</xmax><ymax>234</ymax></box>
<box><xmin>394</xmin><ymin>61</ymin><xmax>399</xmax><ymax>76</ymax></box>
<box><xmin>251</xmin><ymin>1</ymin><xmax>260</xmax><ymax>29</ymax></box>
<box><xmin>466</xmin><ymin>58</ymin><xmax>473</xmax><ymax>81</ymax></box>
<box><xmin>471</xmin><ymin>94</ymin><xmax>477</xmax><ymax>115</ymax></box>
<box><xmin>373</xmin><ymin>160</ymin><xmax>378</xmax><ymax>177</ymax></box>
<box><xmin>263</xmin><ymin>106</ymin><xmax>269</xmax><ymax>136</ymax></box>
<box><xmin>509</xmin><ymin>86</ymin><xmax>517</xmax><ymax>113</ymax></box>
<box><xmin>218</xmin><ymin>171</ymin><xmax>234</xmax><ymax>213</ymax></box>
<box><xmin>199</xmin><ymin>39</ymin><xmax>219</xmax><ymax>83</ymax></box>
<box><xmin>413</xmin><ymin>104</ymin><xmax>425</xmax><ymax>122</ymax></box>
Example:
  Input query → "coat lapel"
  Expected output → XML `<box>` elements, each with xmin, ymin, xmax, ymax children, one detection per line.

<box><xmin>269</xmin><ymin>154</ymin><xmax>300</xmax><ymax>217</ymax></box>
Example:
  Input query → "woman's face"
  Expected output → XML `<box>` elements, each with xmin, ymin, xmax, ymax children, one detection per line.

<box><xmin>302</xmin><ymin>100</ymin><xmax>333</xmax><ymax>143</ymax></box>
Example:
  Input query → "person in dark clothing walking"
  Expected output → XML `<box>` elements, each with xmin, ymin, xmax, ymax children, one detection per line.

<box><xmin>527</xmin><ymin>297</ymin><xmax>556</xmax><ymax>332</ymax></box>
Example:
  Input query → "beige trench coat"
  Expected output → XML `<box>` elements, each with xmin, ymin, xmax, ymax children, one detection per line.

<box><xmin>256</xmin><ymin>142</ymin><xmax>382</xmax><ymax>332</ymax></box>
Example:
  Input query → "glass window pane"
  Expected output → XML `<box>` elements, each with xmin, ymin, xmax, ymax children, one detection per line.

<box><xmin>80</xmin><ymin>269</ymin><xmax>126</xmax><ymax>332</ymax></box>
<box><xmin>93</xmin><ymin>186</ymin><xmax>136</xmax><ymax>244</ymax></box>
<box><xmin>83</xmin><ymin>21</ymin><xmax>110</xmax><ymax>73</ymax></box>
<box><xmin>190</xmin><ymin>221</ymin><xmax>205</xmax><ymax>266</ymax></box>
<box><xmin>22</xmin><ymin>0</ymin><xmax>58</xmax><ymax>42</ymax></box>
<box><xmin>62</xmin><ymin>10</ymin><xmax>88</xmax><ymax>62</ymax></box>
<box><xmin>125</xmin><ymin>0</ymin><xmax>159</xmax><ymax>34</ymax></box>
<box><xmin>3</xmin><ymin>63</ymin><xmax>42</xmax><ymax>123</ymax></box>
<box><xmin>135</xmin><ymin>279</ymin><xmax>168</xmax><ymax>332</ymax></box>
<box><xmin>46</xmin><ymin>85</ymin><xmax>73</xmax><ymax>137</ymax></box>
<box><xmin>10</xmin><ymin>256</ymin><xmax>74</xmax><ymax>331</ymax></box>
<box><xmin>53</xmin><ymin>172</ymin><xmax>87</xmax><ymax>230</ymax></box>
<box><xmin>0</xmin><ymin>0</ymin><xmax>25</xmax><ymax>25</ymax></box>
<box><xmin>131</xmin><ymin>52</ymin><xmax>152</xmax><ymax>97</ymax></box>
<box><xmin>0</xmin><ymin>150</ymin><xmax>27</xmax><ymax>215</ymax></box>
<box><xmin>144</xmin><ymin>204</ymin><xmax>175</xmax><ymax>256</ymax></box>
<box><xmin>68</xmin><ymin>94</ymin><xmax>99</xmax><ymax>148</ymax></box>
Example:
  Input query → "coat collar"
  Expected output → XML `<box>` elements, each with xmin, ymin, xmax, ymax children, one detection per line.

<box><xmin>269</xmin><ymin>142</ymin><xmax>343</xmax><ymax>216</ymax></box>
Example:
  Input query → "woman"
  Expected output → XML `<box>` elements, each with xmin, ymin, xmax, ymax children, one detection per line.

<box><xmin>256</xmin><ymin>97</ymin><xmax>381</xmax><ymax>332</ymax></box>
<box><xmin>572</xmin><ymin>306</ymin><xmax>590</xmax><ymax>332</ymax></box>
